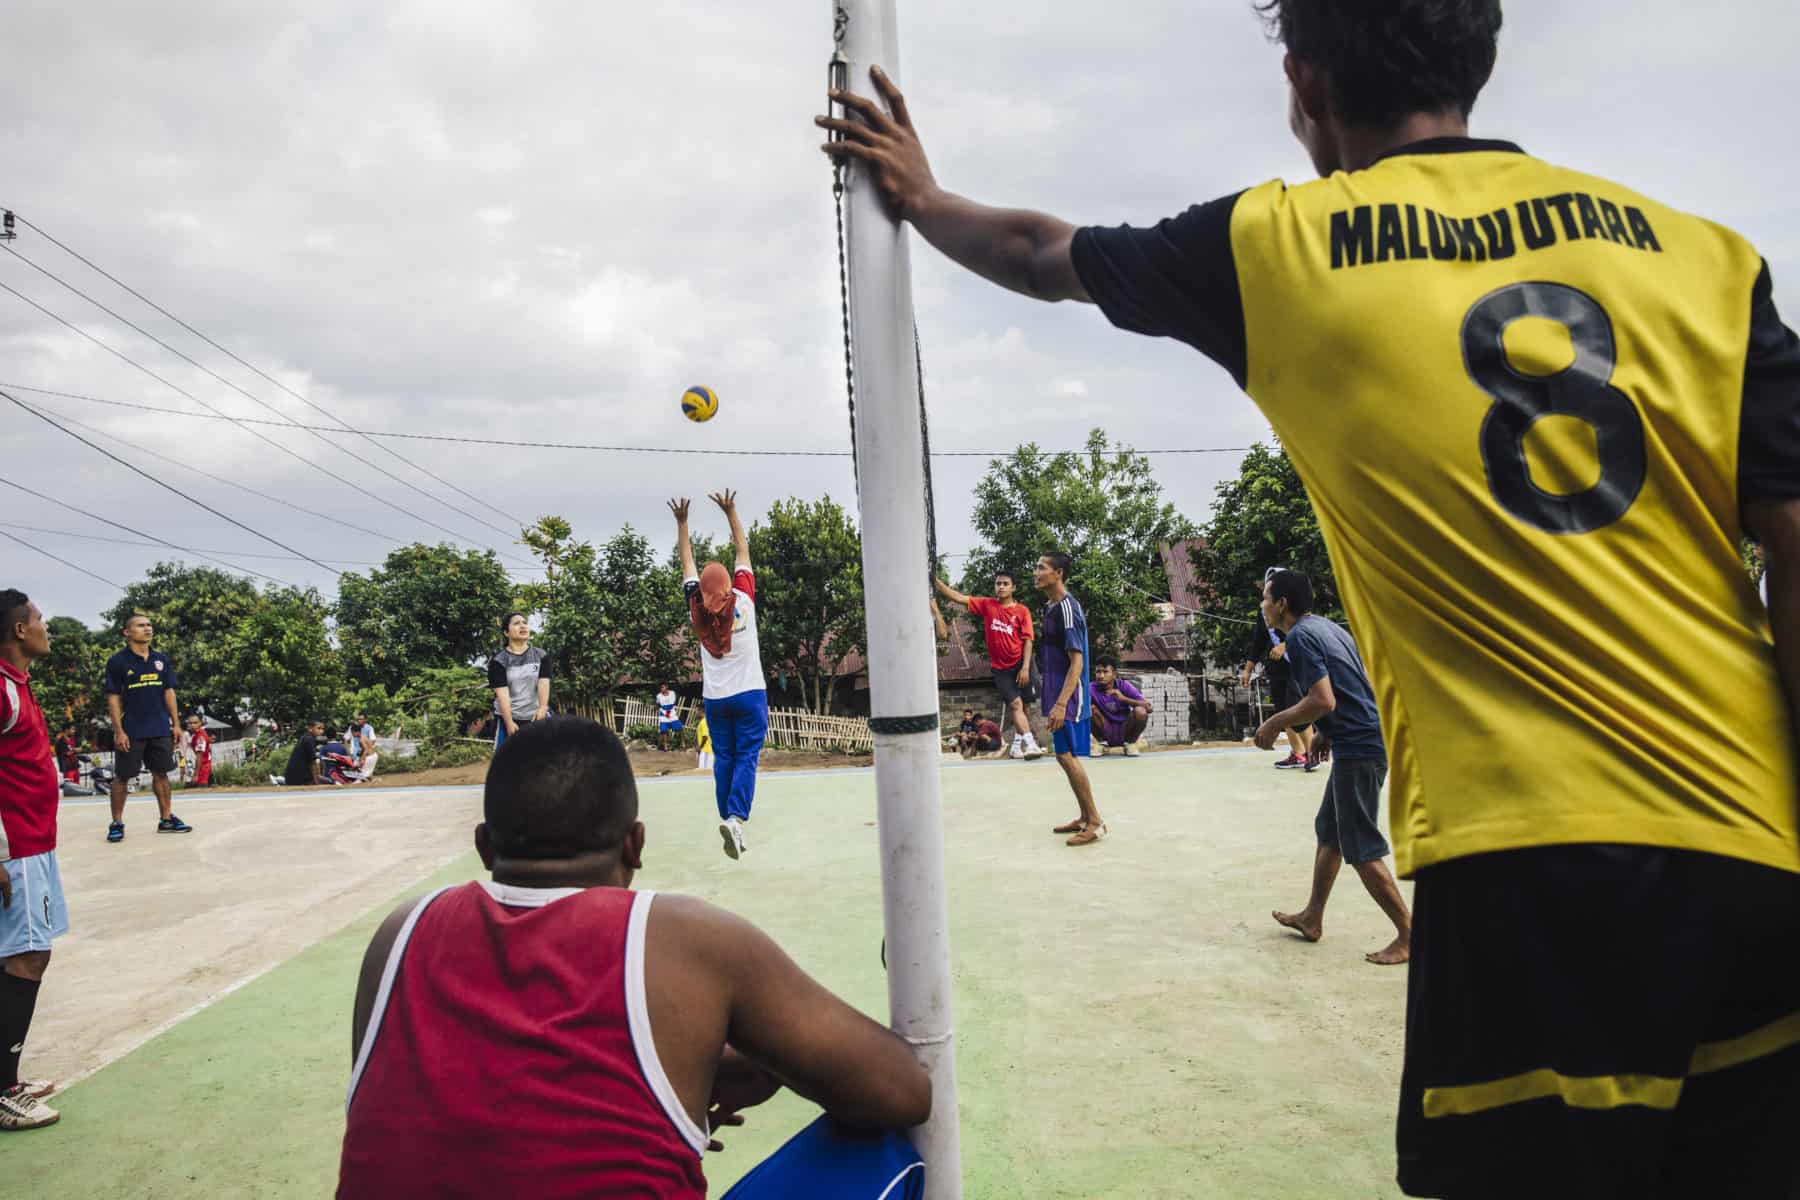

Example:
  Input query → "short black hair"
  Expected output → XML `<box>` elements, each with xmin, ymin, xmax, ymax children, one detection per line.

<box><xmin>484</xmin><ymin>717</ymin><xmax>638</xmax><ymax>860</ymax></box>
<box><xmin>1041</xmin><ymin>551</ymin><xmax>1073</xmax><ymax>580</ymax></box>
<box><xmin>0</xmin><ymin>589</ymin><xmax>28</xmax><ymax>643</ymax></box>
<box><xmin>1257</xmin><ymin>0</ymin><xmax>1503</xmax><ymax>128</ymax></box>
<box><xmin>992</xmin><ymin>569</ymin><xmax>1015</xmax><ymax>585</ymax></box>
<box><xmin>1094</xmin><ymin>654</ymin><xmax>1119</xmax><ymax>670</ymax></box>
<box><xmin>1267</xmin><ymin>569</ymin><xmax>1315</xmax><ymax>617</ymax></box>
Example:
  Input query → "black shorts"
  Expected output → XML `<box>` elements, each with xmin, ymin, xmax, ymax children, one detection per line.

<box><xmin>115</xmin><ymin>735</ymin><xmax>176</xmax><ymax>778</ymax></box>
<box><xmin>991</xmin><ymin>666</ymin><xmax>1037</xmax><ymax>705</ymax></box>
<box><xmin>1398</xmin><ymin>844</ymin><xmax>1800</xmax><ymax>1199</ymax></box>
<box><xmin>1314</xmin><ymin>758</ymin><xmax>1389</xmax><ymax>864</ymax></box>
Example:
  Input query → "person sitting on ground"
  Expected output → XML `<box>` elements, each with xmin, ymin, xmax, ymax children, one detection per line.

<box><xmin>337</xmin><ymin>717</ymin><xmax>932</xmax><ymax>1199</ymax></box>
<box><xmin>1088</xmin><ymin>656</ymin><xmax>1152</xmax><ymax>756</ymax></box>
<box><xmin>269</xmin><ymin>720</ymin><xmax>325</xmax><ymax>787</ymax></box>
<box><xmin>958</xmin><ymin>715</ymin><xmax>1003</xmax><ymax>760</ymax></box>
<box><xmin>953</xmin><ymin>709</ymin><xmax>978</xmax><ymax>754</ymax></box>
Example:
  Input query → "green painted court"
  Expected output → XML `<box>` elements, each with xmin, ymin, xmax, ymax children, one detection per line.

<box><xmin>15</xmin><ymin>750</ymin><xmax>1412</xmax><ymax>1198</ymax></box>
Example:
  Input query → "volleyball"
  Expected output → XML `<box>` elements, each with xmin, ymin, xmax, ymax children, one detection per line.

<box><xmin>681</xmin><ymin>386</ymin><xmax>719</xmax><ymax>423</ymax></box>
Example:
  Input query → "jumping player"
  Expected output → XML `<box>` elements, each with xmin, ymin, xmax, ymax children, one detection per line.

<box><xmin>933</xmin><ymin>571</ymin><xmax>1045</xmax><ymax>759</ymax></box>
<box><xmin>337</xmin><ymin>718</ymin><xmax>930</xmax><ymax>1198</ymax></box>
<box><xmin>672</xmin><ymin>491</ymin><xmax>768</xmax><ymax>861</ymax></box>
<box><xmin>1034</xmin><ymin>552</ymin><xmax>1105</xmax><ymax>846</ymax></box>
<box><xmin>102</xmin><ymin>615</ymin><xmax>193</xmax><ymax>842</ymax></box>
<box><xmin>0</xmin><ymin>590</ymin><xmax>67</xmax><ymax>1130</ymax></box>
<box><xmin>821</xmin><ymin>4</ymin><xmax>1800</xmax><ymax>1192</ymax></box>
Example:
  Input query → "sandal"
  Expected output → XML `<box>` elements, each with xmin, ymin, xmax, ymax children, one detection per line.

<box><xmin>1052</xmin><ymin>819</ymin><xmax>1087</xmax><ymax>835</ymax></box>
<box><xmin>1065</xmin><ymin>822</ymin><xmax>1108</xmax><ymax>847</ymax></box>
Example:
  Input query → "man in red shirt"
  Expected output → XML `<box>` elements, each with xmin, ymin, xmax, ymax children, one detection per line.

<box><xmin>183</xmin><ymin>715</ymin><xmax>213</xmax><ymax>788</ymax></box>
<box><xmin>0</xmin><ymin>589</ymin><xmax>67</xmax><ymax>1130</ymax></box>
<box><xmin>934</xmin><ymin>570</ymin><xmax>1045</xmax><ymax>759</ymax></box>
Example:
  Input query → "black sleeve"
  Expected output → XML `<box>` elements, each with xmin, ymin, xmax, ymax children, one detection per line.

<box><xmin>1742</xmin><ymin>260</ymin><xmax>1800</xmax><ymax>509</ymax></box>
<box><xmin>537</xmin><ymin>653</ymin><xmax>553</xmax><ymax>682</ymax></box>
<box><xmin>487</xmin><ymin>658</ymin><xmax>507</xmax><ymax>688</ymax></box>
<box><xmin>1069</xmin><ymin>191</ymin><xmax>1249</xmax><ymax>388</ymax></box>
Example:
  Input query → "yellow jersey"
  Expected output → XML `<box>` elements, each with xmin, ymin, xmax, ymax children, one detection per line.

<box><xmin>1073</xmin><ymin>137</ymin><xmax>1800</xmax><ymax>876</ymax></box>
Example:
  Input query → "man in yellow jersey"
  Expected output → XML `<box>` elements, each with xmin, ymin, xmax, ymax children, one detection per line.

<box><xmin>820</xmin><ymin>2</ymin><xmax>1799</xmax><ymax>1195</ymax></box>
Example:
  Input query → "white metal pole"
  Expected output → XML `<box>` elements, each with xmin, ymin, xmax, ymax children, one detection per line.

<box><xmin>830</xmin><ymin>1</ymin><xmax>963</xmax><ymax>1194</ymax></box>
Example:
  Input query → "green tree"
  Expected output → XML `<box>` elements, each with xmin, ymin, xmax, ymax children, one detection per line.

<box><xmin>335</xmin><ymin>544</ymin><xmax>514</xmax><ymax>691</ymax></box>
<box><xmin>1189</xmin><ymin>442</ymin><xmax>1341</xmax><ymax>668</ymax></box>
<box><xmin>749</xmin><ymin>496</ymin><xmax>865</xmax><ymax>714</ymax></box>
<box><xmin>962</xmin><ymin>430</ymin><xmax>1196</xmax><ymax>659</ymax></box>
<box><xmin>102</xmin><ymin>563</ymin><xmax>266</xmax><ymax>722</ymax></box>
<box><xmin>222</xmin><ymin>586</ymin><xmax>341</xmax><ymax>728</ymax></box>
<box><xmin>34</xmin><ymin>615</ymin><xmax>111</xmax><ymax>737</ymax></box>
<box><xmin>522</xmin><ymin>521</ymin><xmax>692</xmax><ymax>718</ymax></box>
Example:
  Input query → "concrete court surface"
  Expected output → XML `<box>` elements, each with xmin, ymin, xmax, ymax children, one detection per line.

<box><xmin>14</xmin><ymin>749</ymin><xmax>1414</xmax><ymax>1198</ymax></box>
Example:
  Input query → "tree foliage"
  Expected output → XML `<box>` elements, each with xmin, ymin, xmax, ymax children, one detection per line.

<box><xmin>34</xmin><ymin>616</ymin><xmax>111</xmax><ymax>736</ymax></box>
<box><xmin>335</xmin><ymin>544</ymin><xmax>513</xmax><ymax>691</ymax></box>
<box><xmin>221</xmin><ymin>586</ymin><xmax>341</xmax><ymax>728</ymax></box>
<box><xmin>1189</xmin><ymin>442</ymin><xmax>1340</xmax><ymax>667</ymax></box>
<box><xmin>960</xmin><ymin>430</ymin><xmax>1195</xmax><ymax>660</ymax></box>
<box><xmin>748</xmin><ymin>496</ymin><xmax>865</xmax><ymax>714</ymax></box>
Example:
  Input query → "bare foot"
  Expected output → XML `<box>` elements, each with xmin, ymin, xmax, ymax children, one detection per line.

<box><xmin>1272</xmin><ymin>909</ymin><xmax>1322</xmax><ymax>943</ymax></box>
<box><xmin>1365</xmin><ymin>937</ymin><xmax>1410</xmax><ymax>966</ymax></box>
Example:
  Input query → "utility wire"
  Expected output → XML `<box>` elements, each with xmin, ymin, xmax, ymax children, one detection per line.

<box><xmin>0</xmin><ymin>280</ymin><xmax>531</xmax><ymax>566</ymax></box>
<box><xmin>0</xmin><ymin>473</ymin><xmax>304</xmax><ymax>589</ymax></box>
<box><xmin>4</xmin><ymin>210</ymin><xmax>528</xmax><ymax>529</ymax></box>
<box><xmin>2</xmin><ymin>383</ymin><xmax>1258</xmax><ymax>460</ymax></box>
<box><xmin>30</xmin><ymin>399</ymin><xmax>411</xmax><ymax>545</ymax></box>
<box><xmin>1</xmin><ymin>240</ymin><xmax>524</xmax><ymax>545</ymax></box>
<box><xmin>1</xmin><ymin>389</ymin><xmax>332</xmax><ymax>579</ymax></box>
<box><xmin>0</xmin><ymin>526</ymin><xmax>124</xmax><ymax>590</ymax></box>
<box><xmin>0</xmin><ymin>521</ymin><xmax>539</xmax><ymax>575</ymax></box>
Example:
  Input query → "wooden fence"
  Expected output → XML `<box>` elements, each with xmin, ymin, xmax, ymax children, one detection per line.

<box><xmin>605</xmin><ymin>696</ymin><xmax>874</xmax><ymax>753</ymax></box>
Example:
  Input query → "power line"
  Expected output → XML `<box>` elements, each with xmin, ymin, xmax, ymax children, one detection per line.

<box><xmin>0</xmin><ymin>474</ymin><xmax>303</xmax><ymax>589</ymax></box>
<box><xmin>0</xmin><ymin>522</ymin><xmax>541</xmax><ymax>575</ymax></box>
<box><xmin>0</xmin><ymin>280</ymin><xmax>532</xmax><ymax>566</ymax></box>
<box><xmin>0</xmin><ymin>389</ymin><xmax>334</xmax><ymax>579</ymax></box>
<box><xmin>0</xmin><ymin>239</ymin><xmax>525</xmax><ymax>545</ymax></box>
<box><xmin>1</xmin><ymin>382</ymin><xmax>1259</xmax><ymax>459</ymax></box>
<box><xmin>3</xmin><ymin>210</ymin><xmax>529</xmax><ymax>529</ymax></box>
<box><xmin>0</xmin><ymin>526</ymin><xmax>124</xmax><ymax>591</ymax></box>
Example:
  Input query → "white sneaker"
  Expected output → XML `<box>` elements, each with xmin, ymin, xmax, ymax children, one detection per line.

<box><xmin>0</xmin><ymin>1085</ymin><xmax>59</xmax><ymax>1130</ymax></box>
<box><xmin>1124</xmin><ymin>743</ymin><xmax>1141</xmax><ymax>757</ymax></box>
<box><xmin>1089</xmin><ymin>743</ymin><xmax>1103</xmax><ymax>758</ymax></box>
<box><xmin>1022</xmin><ymin>740</ymin><xmax>1045</xmax><ymax>760</ymax></box>
<box><xmin>1009</xmin><ymin>741</ymin><xmax>1025</xmax><ymax>760</ymax></box>
<box><xmin>268</xmin><ymin>775</ymin><xmax>282</xmax><ymax>787</ymax></box>
<box><xmin>719</xmin><ymin>818</ymin><xmax>747</xmax><ymax>860</ymax></box>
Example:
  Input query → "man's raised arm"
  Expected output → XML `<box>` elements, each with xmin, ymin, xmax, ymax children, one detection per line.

<box><xmin>820</xmin><ymin>67</ymin><xmax>1090</xmax><ymax>304</ymax></box>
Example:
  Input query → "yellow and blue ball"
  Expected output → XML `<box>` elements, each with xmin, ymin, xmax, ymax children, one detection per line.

<box><xmin>681</xmin><ymin>386</ymin><xmax>719</xmax><ymax>423</ymax></box>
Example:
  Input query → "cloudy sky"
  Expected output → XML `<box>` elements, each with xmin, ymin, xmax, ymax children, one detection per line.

<box><xmin>3</xmin><ymin>1</ymin><xmax>1796</xmax><ymax>624</ymax></box>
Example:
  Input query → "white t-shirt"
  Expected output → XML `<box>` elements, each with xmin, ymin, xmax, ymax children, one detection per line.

<box><xmin>656</xmin><ymin>690</ymin><xmax>678</xmax><ymax>721</ymax></box>
<box><xmin>684</xmin><ymin>568</ymin><xmax>764</xmax><ymax>700</ymax></box>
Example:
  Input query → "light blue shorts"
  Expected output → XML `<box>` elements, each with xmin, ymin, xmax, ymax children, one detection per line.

<box><xmin>0</xmin><ymin>851</ymin><xmax>69</xmax><ymax>957</ymax></box>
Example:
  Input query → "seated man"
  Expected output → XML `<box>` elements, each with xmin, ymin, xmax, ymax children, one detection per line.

<box><xmin>1088</xmin><ymin>656</ymin><xmax>1152</xmax><ymax>756</ymax></box>
<box><xmin>958</xmin><ymin>715</ymin><xmax>1003</xmax><ymax>760</ymax></box>
<box><xmin>268</xmin><ymin>720</ymin><xmax>324</xmax><ymax>787</ymax></box>
<box><xmin>338</xmin><ymin>717</ymin><xmax>931</xmax><ymax>1199</ymax></box>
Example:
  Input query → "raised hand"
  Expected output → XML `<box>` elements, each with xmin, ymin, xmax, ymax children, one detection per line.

<box><xmin>668</xmin><ymin>498</ymin><xmax>691</xmax><ymax>523</ymax></box>
<box><xmin>817</xmin><ymin>65</ymin><xmax>938</xmax><ymax>220</ymax></box>
<box><xmin>708</xmin><ymin>489</ymin><xmax>738</xmax><ymax>515</ymax></box>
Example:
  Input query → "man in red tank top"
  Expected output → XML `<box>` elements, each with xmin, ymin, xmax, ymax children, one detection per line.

<box><xmin>338</xmin><ymin>717</ymin><xmax>932</xmax><ymax>1198</ymax></box>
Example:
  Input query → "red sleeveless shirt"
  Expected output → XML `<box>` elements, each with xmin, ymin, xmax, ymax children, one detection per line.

<box><xmin>338</xmin><ymin>882</ymin><xmax>709</xmax><ymax>1199</ymax></box>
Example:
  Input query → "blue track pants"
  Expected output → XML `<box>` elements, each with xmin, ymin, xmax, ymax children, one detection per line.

<box><xmin>704</xmin><ymin>689</ymin><xmax>767</xmax><ymax>822</ymax></box>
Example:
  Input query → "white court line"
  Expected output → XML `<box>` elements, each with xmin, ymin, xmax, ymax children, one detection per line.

<box><xmin>57</xmin><ymin>745</ymin><xmax>1257</xmax><ymax>806</ymax></box>
<box><xmin>55</xmin><ymin>844</ymin><xmax>474</xmax><ymax>1092</ymax></box>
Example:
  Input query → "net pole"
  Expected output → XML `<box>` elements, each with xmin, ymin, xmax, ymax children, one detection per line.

<box><xmin>830</xmin><ymin>1</ymin><xmax>963</xmax><ymax>1193</ymax></box>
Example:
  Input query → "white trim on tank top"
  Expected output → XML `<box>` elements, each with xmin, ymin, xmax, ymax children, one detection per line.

<box><xmin>344</xmin><ymin>884</ymin><xmax>455</xmax><ymax>1112</ymax></box>
<box><xmin>625</xmin><ymin>891</ymin><xmax>711</xmax><ymax>1157</ymax></box>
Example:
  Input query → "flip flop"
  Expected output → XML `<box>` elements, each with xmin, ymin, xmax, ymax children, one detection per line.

<box><xmin>1065</xmin><ymin>822</ymin><xmax>1107</xmax><ymax>846</ymax></box>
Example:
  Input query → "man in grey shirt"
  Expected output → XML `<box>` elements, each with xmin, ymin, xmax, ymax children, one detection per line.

<box><xmin>488</xmin><ymin>612</ymin><xmax>552</xmax><ymax>748</ymax></box>
<box><xmin>1255</xmin><ymin>570</ymin><xmax>1411</xmax><ymax>966</ymax></box>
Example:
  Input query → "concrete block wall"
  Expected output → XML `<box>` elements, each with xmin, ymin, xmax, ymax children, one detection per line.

<box><xmin>1122</xmin><ymin>669</ymin><xmax>1190</xmax><ymax>745</ymax></box>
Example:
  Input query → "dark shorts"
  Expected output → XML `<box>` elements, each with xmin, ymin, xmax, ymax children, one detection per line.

<box><xmin>1314</xmin><ymin>757</ymin><xmax>1388</xmax><ymax>864</ymax></box>
<box><xmin>1398</xmin><ymin>845</ymin><xmax>1800</xmax><ymax>1199</ymax></box>
<box><xmin>1284</xmin><ymin>676</ymin><xmax>1311</xmax><ymax>733</ymax></box>
<box><xmin>115</xmin><ymin>735</ymin><xmax>176</xmax><ymax>778</ymax></box>
<box><xmin>991</xmin><ymin>666</ymin><xmax>1036</xmax><ymax>705</ymax></box>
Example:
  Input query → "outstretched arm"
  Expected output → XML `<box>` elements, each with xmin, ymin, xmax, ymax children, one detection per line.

<box><xmin>932</xmin><ymin>576</ymin><xmax>972</xmax><ymax>608</ymax></box>
<box><xmin>711</xmin><ymin>490</ymin><xmax>750</xmax><ymax>572</ymax></box>
<box><xmin>669</xmin><ymin>498</ymin><xmax>697</xmax><ymax>579</ymax></box>
<box><xmin>819</xmin><ymin>67</ymin><xmax>1090</xmax><ymax>304</ymax></box>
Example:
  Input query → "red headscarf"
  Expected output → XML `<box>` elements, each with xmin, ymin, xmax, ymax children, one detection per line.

<box><xmin>691</xmin><ymin>562</ymin><xmax>736</xmax><ymax>659</ymax></box>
